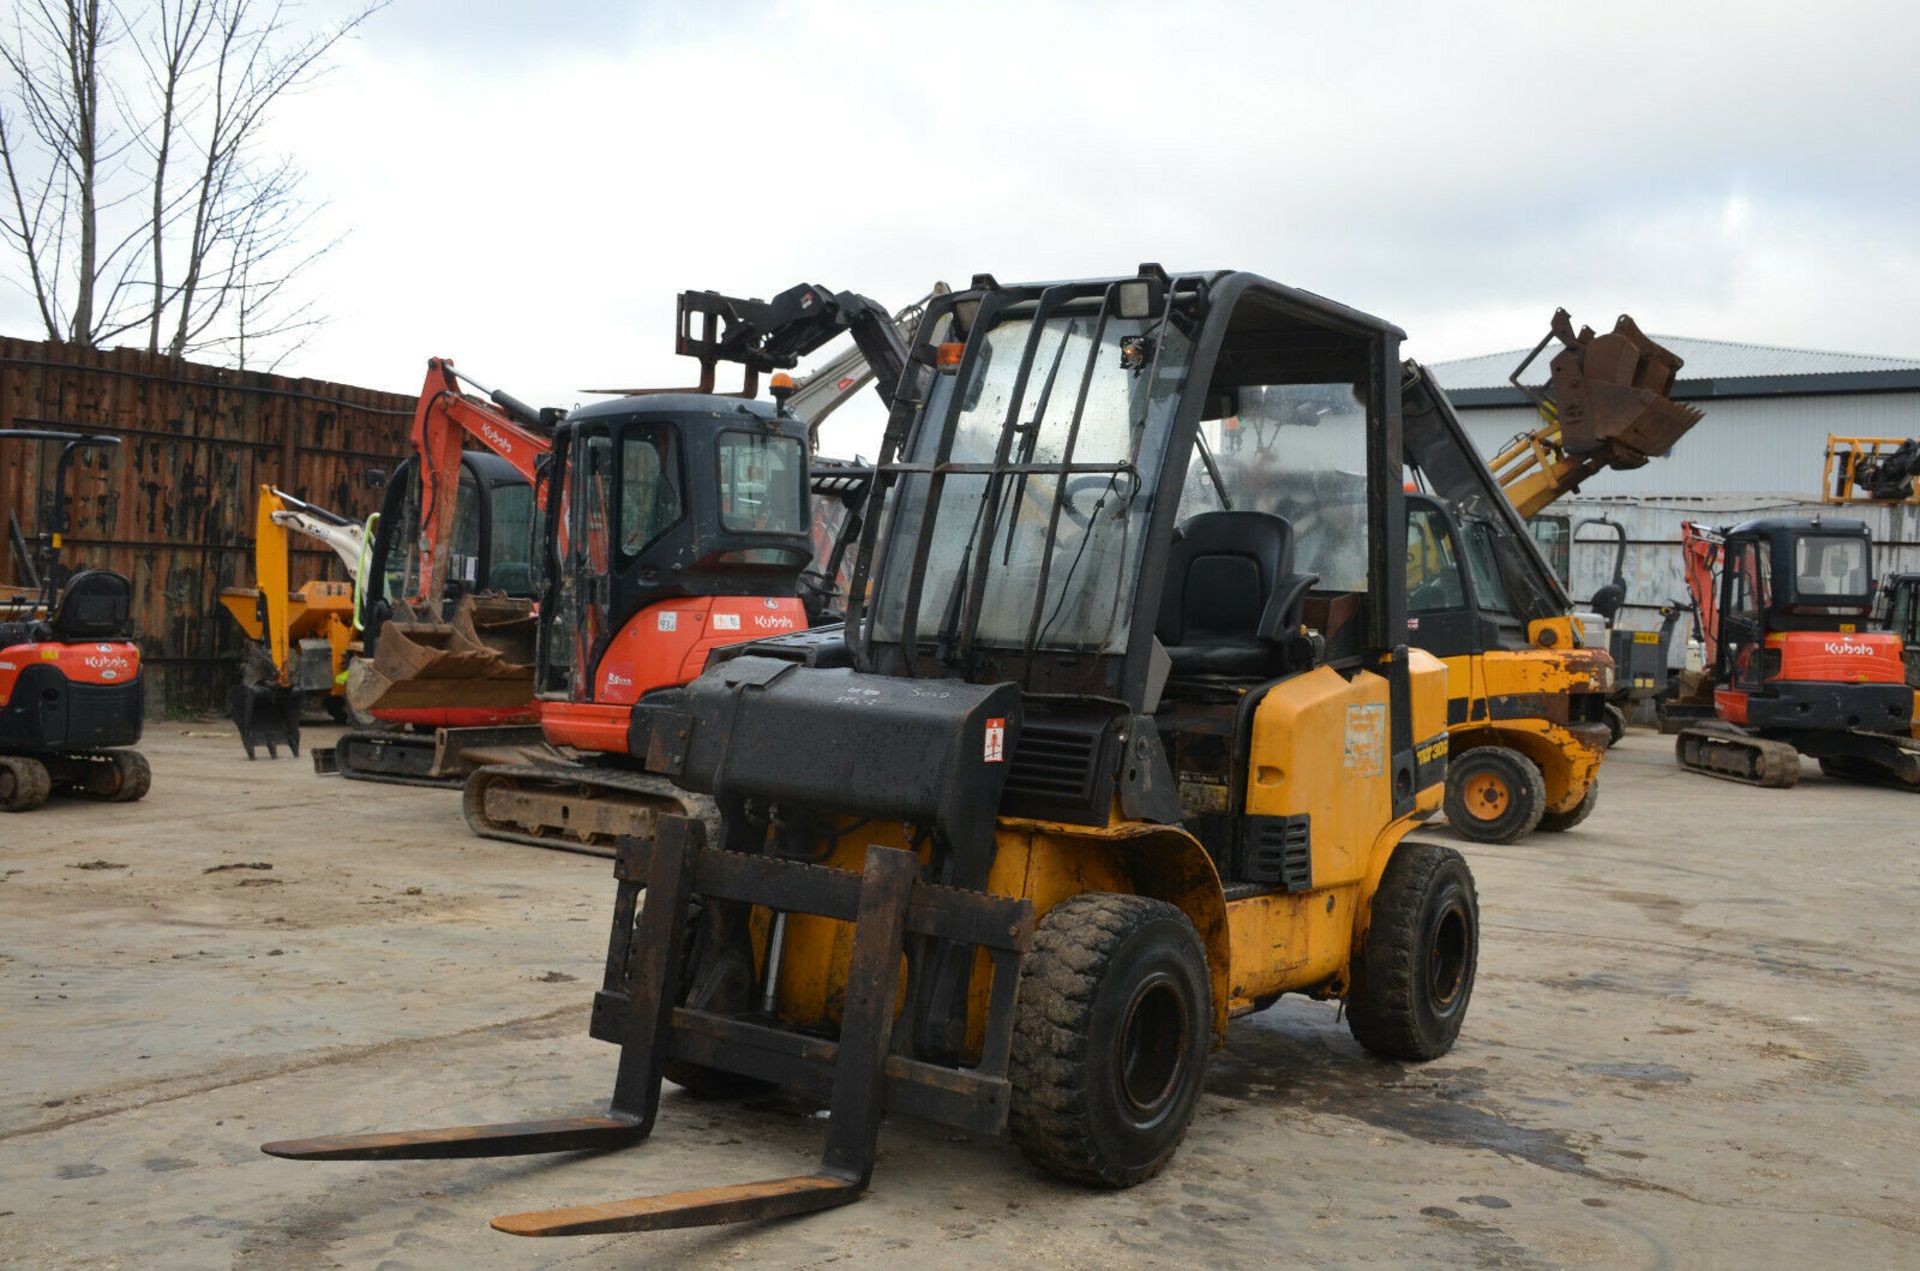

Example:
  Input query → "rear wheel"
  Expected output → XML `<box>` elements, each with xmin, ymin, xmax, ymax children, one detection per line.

<box><xmin>1537</xmin><ymin>779</ymin><xmax>1598</xmax><ymax>833</ymax></box>
<box><xmin>83</xmin><ymin>750</ymin><xmax>151</xmax><ymax>802</ymax></box>
<box><xmin>1347</xmin><ymin>841</ymin><xmax>1479</xmax><ymax>1060</ymax></box>
<box><xmin>1444</xmin><ymin>746</ymin><xmax>1546</xmax><ymax>844</ymax></box>
<box><xmin>0</xmin><ymin>755</ymin><xmax>52</xmax><ymax>812</ymax></box>
<box><xmin>1010</xmin><ymin>893</ymin><xmax>1211</xmax><ymax>1188</ymax></box>
<box><xmin>1604</xmin><ymin>703</ymin><xmax>1627</xmax><ymax>747</ymax></box>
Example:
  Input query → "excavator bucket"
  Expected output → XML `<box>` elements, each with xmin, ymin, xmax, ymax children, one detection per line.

<box><xmin>345</xmin><ymin>592</ymin><xmax>537</xmax><ymax>715</ymax></box>
<box><xmin>1523</xmin><ymin>310</ymin><xmax>1704</xmax><ymax>468</ymax></box>
<box><xmin>228</xmin><ymin>680</ymin><xmax>301</xmax><ymax>760</ymax></box>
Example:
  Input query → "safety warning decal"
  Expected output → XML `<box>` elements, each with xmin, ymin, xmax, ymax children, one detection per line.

<box><xmin>984</xmin><ymin>717</ymin><xmax>1006</xmax><ymax>763</ymax></box>
<box><xmin>713</xmin><ymin>612</ymin><xmax>741</xmax><ymax>631</ymax></box>
<box><xmin>1342</xmin><ymin>703</ymin><xmax>1386</xmax><ymax>777</ymax></box>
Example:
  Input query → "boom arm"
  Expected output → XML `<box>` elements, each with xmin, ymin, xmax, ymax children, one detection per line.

<box><xmin>412</xmin><ymin>357</ymin><xmax>555</xmax><ymax>610</ymax></box>
<box><xmin>1679</xmin><ymin>520</ymin><xmax>1724</xmax><ymax>653</ymax></box>
<box><xmin>1492</xmin><ymin>310</ymin><xmax>1704</xmax><ymax>518</ymax></box>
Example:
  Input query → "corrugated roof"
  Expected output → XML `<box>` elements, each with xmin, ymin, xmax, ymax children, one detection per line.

<box><xmin>1430</xmin><ymin>335</ymin><xmax>1920</xmax><ymax>392</ymax></box>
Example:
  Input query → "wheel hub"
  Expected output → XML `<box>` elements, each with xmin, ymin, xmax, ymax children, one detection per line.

<box><xmin>1118</xmin><ymin>973</ymin><xmax>1188</xmax><ymax>1120</ymax></box>
<box><xmin>1462</xmin><ymin>771</ymin><xmax>1510</xmax><ymax>820</ymax></box>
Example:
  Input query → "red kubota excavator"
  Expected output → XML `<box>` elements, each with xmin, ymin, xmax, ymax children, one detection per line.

<box><xmin>459</xmin><ymin>282</ymin><xmax>911</xmax><ymax>850</ymax></box>
<box><xmin>1673</xmin><ymin>515</ymin><xmax>1920</xmax><ymax>787</ymax></box>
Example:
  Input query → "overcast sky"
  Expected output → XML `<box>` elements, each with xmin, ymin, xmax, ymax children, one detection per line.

<box><xmin>13</xmin><ymin>1</ymin><xmax>1920</xmax><ymax>458</ymax></box>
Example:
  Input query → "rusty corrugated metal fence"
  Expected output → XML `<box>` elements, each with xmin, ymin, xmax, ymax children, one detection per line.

<box><xmin>0</xmin><ymin>338</ymin><xmax>413</xmax><ymax>714</ymax></box>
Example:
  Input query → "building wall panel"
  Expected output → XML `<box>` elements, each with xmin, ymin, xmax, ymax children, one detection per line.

<box><xmin>1</xmin><ymin>339</ymin><xmax>413</xmax><ymax>714</ymax></box>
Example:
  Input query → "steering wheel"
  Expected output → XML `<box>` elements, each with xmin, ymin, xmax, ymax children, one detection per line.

<box><xmin>1057</xmin><ymin>473</ymin><xmax>1116</xmax><ymax>527</ymax></box>
<box><xmin>796</xmin><ymin>568</ymin><xmax>842</xmax><ymax>614</ymax></box>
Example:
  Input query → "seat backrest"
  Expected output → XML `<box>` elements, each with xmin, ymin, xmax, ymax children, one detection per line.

<box><xmin>1157</xmin><ymin>510</ymin><xmax>1294</xmax><ymax>647</ymax></box>
<box><xmin>51</xmin><ymin>568</ymin><xmax>133</xmax><ymax>641</ymax></box>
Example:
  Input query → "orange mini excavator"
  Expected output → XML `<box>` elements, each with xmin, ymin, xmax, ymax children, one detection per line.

<box><xmin>1673</xmin><ymin>515</ymin><xmax>1919</xmax><ymax>787</ymax></box>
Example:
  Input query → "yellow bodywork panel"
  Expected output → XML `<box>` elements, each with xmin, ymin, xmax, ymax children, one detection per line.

<box><xmin>766</xmin><ymin>653</ymin><xmax>1450</xmax><ymax>1055</ymax></box>
<box><xmin>1439</xmin><ymin>644</ymin><xmax>1610</xmax><ymax>813</ymax></box>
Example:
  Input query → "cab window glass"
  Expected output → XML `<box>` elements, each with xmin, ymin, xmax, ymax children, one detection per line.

<box><xmin>621</xmin><ymin>428</ymin><xmax>684</xmax><ymax>555</ymax></box>
<box><xmin>1174</xmin><ymin>383</ymin><xmax>1370</xmax><ymax>592</ymax></box>
<box><xmin>1460</xmin><ymin>520</ymin><xmax>1514</xmax><ymax>615</ymax></box>
<box><xmin>719</xmin><ymin>431</ymin><xmax>806</xmax><ymax>534</ymax></box>
<box><xmin>487</xmin><ymin>483</ymin><xmax>536</xmax><ymax>595</ymax></box>
<box><xmin>1407</xmin><ymin>507</ymin><xmax>1467</xmax><ymax>612</ymax></box>
<box><xmin>1794</xmin><ymin>535</ymin><xmax>1867</xmax><ymax>596</ymax></box>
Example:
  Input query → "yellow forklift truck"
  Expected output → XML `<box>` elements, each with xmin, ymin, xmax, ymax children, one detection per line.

<box><xmin>263</xmin><ymin>267</ymin><xmax>1481</xmax><ymax>1238</ymax></box>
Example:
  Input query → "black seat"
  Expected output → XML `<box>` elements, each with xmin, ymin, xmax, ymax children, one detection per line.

<box><xmin>49</xmin><ymin>568</ymin><xmax>133</xmax><ymax>641</ymax></box>
<box><xmin>1156</xmin><ymin>511</ymin><xmax>1318</xmax><ymax>678</ymax></box>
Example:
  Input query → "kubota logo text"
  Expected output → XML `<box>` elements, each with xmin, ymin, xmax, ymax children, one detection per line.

<box><xmin>1823</xmin><ymin>640</ymin><xmax>1875</xmax><ymax>656</ymax></box>
<box><xmin>480</xmin><ymin>423</ymin><xmax>513</xmax><ymax>454</ymax></box>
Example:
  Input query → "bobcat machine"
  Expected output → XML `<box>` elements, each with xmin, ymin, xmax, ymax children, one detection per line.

<box><xmin>0</xmin><ymin>430</ymin><xmax>150</xmax><ymax>811</ymax></box>
<box><xmin>1674</xmin><ymin>516</ymin><xmax>1919</xmax><ymax>787</ymax></box>
<box><xmin>265</xmin><ymin>266</ymin><xmax>1482</xmax><ymax>1239</ymax></box>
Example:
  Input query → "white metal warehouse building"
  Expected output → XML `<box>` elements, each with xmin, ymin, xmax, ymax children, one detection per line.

<box><xmin>1428</xmin><ymin>335</ymin><xmax>1920</xmax><ymax>638</ymax></box>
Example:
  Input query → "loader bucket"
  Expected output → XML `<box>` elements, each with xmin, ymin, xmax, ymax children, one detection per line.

<box><xmin>1537</xmin><ymin>310</ymin><xmax>1704</xmax><ymax>466</ymax></box>
<box><xmin>346</xmin><ymin>592</ymin><xmax>538</xmax><ymax>715</ymax></box>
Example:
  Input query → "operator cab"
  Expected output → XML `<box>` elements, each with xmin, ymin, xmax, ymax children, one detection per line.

<box><xmin>359</xmin><ymin>450</ymin><xmax>537</xmax><ymax>651</ymax></box>
<box><xmin>535</xmin><ymin>394</ymin><xmax>812</xmax><ymax>704</ymax></box>
<box><xmin>825</xmin><ymin>269</ymin><xmax>1428</xmax><ymax>885</ymax></box>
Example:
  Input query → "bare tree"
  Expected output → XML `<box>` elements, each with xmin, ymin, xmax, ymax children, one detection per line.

<box><xmin>0</xmin><ymin>0</ymin><xmax>380</xmax><ymax>367</ymax></box>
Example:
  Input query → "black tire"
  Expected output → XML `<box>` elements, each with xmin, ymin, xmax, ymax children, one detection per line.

<box><xmin>1604</xmin><ymin>703</ymin><xmax>1627</xmax><ymax>747</ymax></box>
<box><xmin>1347</xmin><ymin>841</ymin><xmax>1479</xmax><ymax>1060</ymax></box>
<box><xmin>0</xmin><ymin>755</ymin><xmax>52</xmax><ymax>812</ymax></box>
<box><xmin>1537</xmin><ymin>778</ymin><xmax>1598</xmax><ymax>833</ymax></box>
<box><xmin>1443</xmin><ymin>746</ymin><xmax>1546</xmax><ymax>844</ymax></box>
<box><xmin>84</xmin><ymin>750</ymin><xmax>151</xmax><ymax>802</ymax></box>
<box><xmin>1009</xmin><ymin>893</ymin><xmax>1211</xmax><ymax>1188</ymax></box>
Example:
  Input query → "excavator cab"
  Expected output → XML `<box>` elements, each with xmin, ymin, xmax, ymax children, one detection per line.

<box><xmin>347</xmin><ymin>450</ymin><xmax>540</xmax><ymax>721</ymax></box>
<box><xmin>529</xmin><ymin>395</ymin><xmax>813</xmax><ymax>752</ymax></box>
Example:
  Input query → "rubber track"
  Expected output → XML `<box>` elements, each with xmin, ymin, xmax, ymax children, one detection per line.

<box><xmin>462</xmin><ymin>763</ymin><xmax>719</xmax><ymax>858</ymax></box>
<box><xmin>326</xmin><ymin>733</ymin><xmax>466</xmax><ymax>789</ymax></box>
<box><xmin>1675</xmin><ymin>729</ymin><xmax>1802</xmax><ymax>787</ymax></box>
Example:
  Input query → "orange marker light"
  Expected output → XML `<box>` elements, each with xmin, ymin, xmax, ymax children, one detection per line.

<box><xmin>770</xmin><ymin>372</ymin><xmax>794</xmax><ymax>391</ymax></box>
<box><xmin>935</xmin><ymin>342</ymin><xmax>965</xmax><ymax>369</ymax></box>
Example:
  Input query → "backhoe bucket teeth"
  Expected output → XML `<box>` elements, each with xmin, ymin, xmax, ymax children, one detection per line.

<box><xmin>1545</xmin><ymin>311</ymin><xmax>1703</xmax><ymax>463</ymax></box>
<box><xmin>260</xmin><ymin>814</ymin><xmax>1034</xmax><ymax>1241</ymax></box>
<box><xmin>228</xmin><ymin>681</ymin><xmax>300</xmax><ymax>759</ymax></box>
<box><xmin>345</xmin><ymin>592</ymin><xmax>537</xmax><ymax>714</ymax></box>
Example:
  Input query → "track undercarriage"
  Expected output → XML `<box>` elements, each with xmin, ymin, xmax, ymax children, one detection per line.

<box><xmin>0</xmin><ymin>748</ymin><xmax>151</xmax><ymax>811</ymax></box>
<box><xmin>1676</xmin><ymin>723</ymin><xmax>1920</xmax><ymax>790</ymax></box>
<box><xmin>461</xmin><ymin>761</ymin><xmax>703</xmax><ymax>857</ymax></box>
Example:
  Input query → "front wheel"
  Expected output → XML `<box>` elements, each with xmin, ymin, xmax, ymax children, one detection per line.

<box><xmin>1347</xmin><ymin>841</ymin><xmax>1479</xmax><ymax>1060</ymax></box>
<box><xmin>1604</xmin><ymin>703</ymin><xmax>1627</xmax><ymax>747</ymax></box>
<box><xmin>1443</xmin><ymin>746</ymin><xmax>1546</xmax><ymax>844</ymax></box>
<box><xmin>1010</xmin><ymin>893</ymin><xmax>1212</xmax><ymax>1188</ymax></box>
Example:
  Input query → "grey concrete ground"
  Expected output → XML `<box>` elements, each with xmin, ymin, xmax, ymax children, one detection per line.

<box><xmin>1</xmin><ymin>723</ymin><xmax>1916</xmax><ymax>1268</ymax></box>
